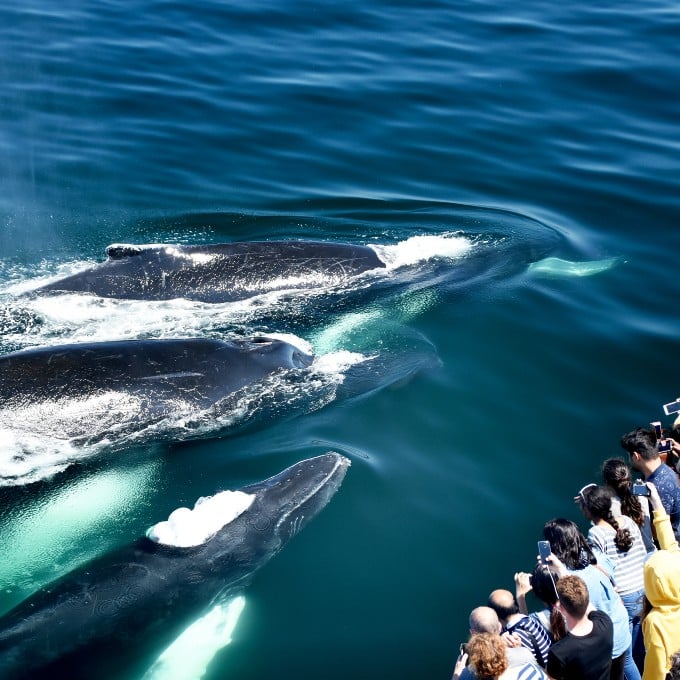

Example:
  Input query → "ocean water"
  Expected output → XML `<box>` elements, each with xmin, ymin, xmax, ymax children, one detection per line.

<box><xmin>0</xmin><ymin>0</ymin><xmax>679</xmax><ymax>678</ymax></box>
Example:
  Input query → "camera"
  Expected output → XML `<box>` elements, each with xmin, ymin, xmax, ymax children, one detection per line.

<box><xmin>663</xmin><ymin>399</ymin><xmax>680</xmax><ymax>416</ymax></box>
<box><xmin>538</xmin><ymin>540</ymin><xmax>551</xmax><ymax>564</ymax></box>
<box><xmin>632</xmin><ymin>481</ymin><xmax>650</xmax><ymax>497</ymax></box>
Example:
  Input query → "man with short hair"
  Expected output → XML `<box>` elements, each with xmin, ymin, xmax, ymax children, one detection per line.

<box><xmin>546</xmin><ymin>575</ymin><xmax>613</xmax><ymax>680</ymax></box>
<box><xmin>453</xmin><ymin>606</ymin><xmax>539</xmax><ymax>680</ymax></box>
<box><xmin>621</xmin><ymin>427</ymin><xmax>680</xmax><ymax>541</ymax></box>
<box><xmin>488</xmin><ymin>589</ymin><xmax>552</xmax><ymax>668</ymax></box>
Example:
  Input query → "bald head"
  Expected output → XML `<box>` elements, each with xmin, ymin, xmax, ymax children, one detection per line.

<box><xmin>487</xmin><ymin>589</ymin><xmax>519</xmax><ymax>623</ymax></box>
<box><xmin>468</xmin><ymin>606</ymin><xmax>502</xmax><ymax>635</ymax></box>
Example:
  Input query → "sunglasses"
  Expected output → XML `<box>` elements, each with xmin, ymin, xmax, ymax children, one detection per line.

<box><xmin>573</xmin><ymin>482</ymin><xmax>597</xmax><ymax>504</ymax></box>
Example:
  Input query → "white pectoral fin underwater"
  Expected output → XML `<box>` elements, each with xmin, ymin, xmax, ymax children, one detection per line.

<box><xmin>528</xmin><ymin>256</ymin><xmax>623</xmax><ymax>278</ymax></box>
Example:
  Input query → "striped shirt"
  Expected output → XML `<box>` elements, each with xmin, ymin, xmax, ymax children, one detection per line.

<box><xmin>505</xmin><ymin>614</ymin><xmax>552</xmax><ymax>668</ymax></box>
<box><xmin>502</xmin><ymin>664</ymin><xmax>548</xmax><ymax>680</ymax></box>
<box><xmin>587</xmin><ymin>515</ymin><xmax>646</xmax><ymax>595</ymax></box>
<box><xmin>610</xmin><ymin>495</ymin><xmax>656</xmax><ymax>554</ymax></box>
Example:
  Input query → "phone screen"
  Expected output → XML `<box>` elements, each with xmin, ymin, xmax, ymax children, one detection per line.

<box><xmin>663</xmin><ymin>400</ymin><xmax>680</xmax><ymax>416</ymax></box>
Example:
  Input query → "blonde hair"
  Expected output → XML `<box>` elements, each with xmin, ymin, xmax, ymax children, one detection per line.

<box><xmin>467</xmin><ymin>632</ymin><xmax>509</xmax><ymax>680</ymax></box>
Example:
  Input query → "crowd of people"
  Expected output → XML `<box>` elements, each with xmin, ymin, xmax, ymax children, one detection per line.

<box><xmin>450</xmin><ymin>424</ymin><xmax>680</xmax><ymax>680</ymax></box>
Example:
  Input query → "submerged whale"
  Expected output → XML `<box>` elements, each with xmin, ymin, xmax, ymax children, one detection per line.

<box><xmin>0</xmin><ymin>452</ymin><xmax>351</xmax><ymax>679</ymax></box>
<box><xmin>33</xmin><ymin>241</ymin><xmax>387</xmax><ymax>302</ymax></box>
<box><xmin>0</xmin><ymin>335</ymin><xmax>314</xmax><ymax>483</ymax></box>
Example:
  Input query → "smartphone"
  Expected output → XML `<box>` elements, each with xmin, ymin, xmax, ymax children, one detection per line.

<box><xmin>651</xmin><ymin>421</ymin><xmax>663</xmax><ymax>441</ymax></box>
<box><xmin>658</xmin><ymin>439</ymin><xmax>673</xmax><ymax>453</ymax></box>
<box><xmin>538</xmin><ymin>540</ymin><xmax>551</xmax><ymax>564</ymax></box>
<box><xmin>632</xmin><ymin>481</ymin><xmax>650</xmax><ymax>497</ymax></box>
<box><xmin>663</xmin><ymin>399</ymin><xmax>680</xmax><ymax>416</ymax></box>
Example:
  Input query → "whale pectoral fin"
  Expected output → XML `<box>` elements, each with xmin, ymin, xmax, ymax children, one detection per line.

<box><xmin>528</xmin><ymin>256</ymin><xmax>623</xmax><ymax>278</ymax></box>
<box><xmin>142</xmin><ymin>595</ymin><xmax>246</xmax><ymax>680</ymax></box>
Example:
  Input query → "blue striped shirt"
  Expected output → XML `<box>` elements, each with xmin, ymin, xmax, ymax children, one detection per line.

<box><xmin>505</xmin><ymin>615</ymin><xmax>552</xmax><ymax>667</ymax></box>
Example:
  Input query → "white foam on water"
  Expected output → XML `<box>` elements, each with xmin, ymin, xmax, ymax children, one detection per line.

<box><xmin>0</xmin><ymin>391</ymin><xmax>152</xmax><ymax>486</ymax></box>
<box><xmin>142</xmin><ymin>596</ymin><xmax>246</xmax><ymax>680</ymax></box>
<box><xmin>147</xmin><ymin>490</ymin><xmax>255</xmax><ymax>547</ymax></box>
<box><xmin>1</xmin><ymin>259</ymin><xmax>99</xmax><ymax>296</ymax></box>
<box><xmin>262</xmin><ymin>332</ymin><xmax>314</xmax><ymax>357</ymax></box>
<box><xmin>1</xmin><ymin>291</ymin><xmax>321</xmax><ymax>350</ymax></box>
<box><xmin>0</xmin><ymin>428</ymin><xmax>79</xmax><ymax>485</ymax></box>
<box><xmin>371</xmin><ymin>233</ymin><xmax>473</xmax><ymax>270</ymax></box>
<box><xmin>312</xmin><ymin>349</ymin><xmax>370</xmax><ymax>374</ymax></box>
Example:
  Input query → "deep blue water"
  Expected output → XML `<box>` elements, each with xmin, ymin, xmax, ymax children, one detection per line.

<box><xmin>0</xmin><ymin>1</ymin><xmax>679</xmax><ymax>678</ymax></box>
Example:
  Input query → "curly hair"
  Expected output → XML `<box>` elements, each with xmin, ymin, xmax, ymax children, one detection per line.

<box><xmin>466</xmin><ymin>633</ymin><xmax>509</xmax><ymax>680</ymax></box>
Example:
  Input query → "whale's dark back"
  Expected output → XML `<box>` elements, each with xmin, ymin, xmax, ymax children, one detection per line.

<box><xmin>0</xmin><ymin>337</ymin><xmax>311</xmax><ymax>407</ymax></box>
<box><xmin>0</xmin><ymin>453</ymin><xmax>349</xmax><ymax>679</ymax></box>
<box><xmin>35</xmin><ymin>241</ymin><xmax>387</xmax><ymax>302</ymax></box>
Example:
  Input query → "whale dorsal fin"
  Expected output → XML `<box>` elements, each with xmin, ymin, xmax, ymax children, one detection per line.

<box><xmin>106</xmin><ymin>243</ymin><xmax>144</xmax><ymax>259</ymax></box>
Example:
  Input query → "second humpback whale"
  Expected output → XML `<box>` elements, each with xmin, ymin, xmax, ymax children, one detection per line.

<box><xmin>0</xmin><ymin>335</ymin><xmax>314</xmax><ymax>484</ymax></box>
<box><xmin>33</xmin><ymin>240</ymin><xmax>387</xmax><ymax>302</ymax></box>
<box><xmin>0</xmin><ymin>452</ymin><xmax>351</xmax><ymax>679</ymax></box>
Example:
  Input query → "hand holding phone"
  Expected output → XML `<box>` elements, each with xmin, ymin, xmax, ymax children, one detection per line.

<box><xmin>538</xmin><ymin>540</ymin><xmax>551</xmax><ymax>564</ymax></box>
<box><xmin>632</xmin><ymin>481</ymin><xmax>650</xmax><ymax>497</ymax></box>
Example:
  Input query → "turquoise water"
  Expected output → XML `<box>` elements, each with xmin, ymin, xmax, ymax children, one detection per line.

<box><xmin>0</xmin><ymin>0</ymin><xmax>679</xmax><ymax>678</ymax></box>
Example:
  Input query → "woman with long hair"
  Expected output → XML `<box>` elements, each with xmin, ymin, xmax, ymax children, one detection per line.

<box><xmin>542</xmin><ymin>518</ymin><xmax>631</xmax><ymax>680</ymax></box>
<box><xmin>514</xmin><ymin>565</ymin><xmax>566</xmax><ymax>642</ymax></box>
<box><xmin>580</xmin><ymin>485</ymin><xmax>646</xmax><ymax>680</ymax></box>
<box><xmin>602</xmin><ymin>458</ymin><xmax>655</xmax><ymax>555</ymax></box>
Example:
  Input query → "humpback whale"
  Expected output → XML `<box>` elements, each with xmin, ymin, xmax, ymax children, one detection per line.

<box><xmin>0</xmin><ymin>335</ymin><xmax>314</xmax><ymax>482</ymax></box>
<box><xmin>0</xmin><ymin>452</ymin><xmax>350</xmax><ymax>679</ymax></box>
<box><xmin>33</xmin><ymin>241</ymin><xmax>387</xmax><ymax>302</ymax></box>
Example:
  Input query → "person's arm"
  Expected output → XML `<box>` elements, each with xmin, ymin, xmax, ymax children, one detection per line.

<box><xmin>451</xmin><ymin>651</ymin><xmax>468</xmax><ymax>680</ymax></box>
<box><xmin>545</xmin><ymin>553</ymin><xmax>568</xmax><ymax>578</ymax></box>
<box><xmin>647</xmin><ymin>481</ymin><xmax>679</xmax><ymax>552</ymax></box>
<box><xmin>514</xmin><ymin>571</ymin><xmax>532</xmax><ymax>615</ymax></box>
<box><xmin>641</xmin><ymin>624</ymin><xmax>667</xmax><ymax>680</ymax></box>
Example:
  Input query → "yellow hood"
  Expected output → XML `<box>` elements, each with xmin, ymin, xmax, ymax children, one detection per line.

<box><xmin>644</xmin><ymin>549</ymin><xmax>680</xmax><ymax>608</ymax></box>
